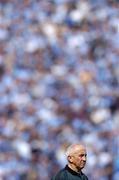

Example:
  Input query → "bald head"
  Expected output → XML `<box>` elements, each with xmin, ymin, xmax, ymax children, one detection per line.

<box><xmin>66</xmin><ymin>143</ymin><xmax>86</xmax><ymax>157</ymax></box>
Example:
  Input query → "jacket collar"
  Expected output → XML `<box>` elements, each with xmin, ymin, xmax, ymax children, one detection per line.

<box><xmin>65</xmin><ymin>165</ymin><xmax>83</xmax><ymax>176</ymax></box>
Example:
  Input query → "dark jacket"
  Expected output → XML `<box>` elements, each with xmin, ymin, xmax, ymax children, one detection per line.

<box><xmin>51</xmin><ymin>165</ymin><xmax>88</xmax><ymax>180</ymax></box>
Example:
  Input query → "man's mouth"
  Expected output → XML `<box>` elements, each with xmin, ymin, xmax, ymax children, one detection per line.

<box><xmin>81</xmin><ymin>162</ymin><xmax>86</xmax><ymax>166</ymax></box>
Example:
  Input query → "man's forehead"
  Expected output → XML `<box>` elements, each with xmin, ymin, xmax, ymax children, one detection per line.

<box><xmin>74</xmin><ymin>144</ymin><xmax>86</xmax><ymax>150</ymax></box>
<box><xmin>73</xmin><ymin>144</ymin><xmax>86</xmax><ymax>153</ymax></box>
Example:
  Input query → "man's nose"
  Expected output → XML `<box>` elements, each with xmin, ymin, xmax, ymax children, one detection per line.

<box><xmin>82</xmin><ymin>156</ymin><xmax>86</xmax><ymax>161</ymax></box>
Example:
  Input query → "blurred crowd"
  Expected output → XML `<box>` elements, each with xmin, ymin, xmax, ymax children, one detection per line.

<box><xmin>0</xmin><ymin>0</ymin><xmax>119</xmax><ymax>179</ymax></box>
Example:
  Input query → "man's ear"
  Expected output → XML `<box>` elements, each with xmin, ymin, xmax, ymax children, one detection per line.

<box><xmin>67</xmin><ymin>155</ymin><xmax>73</xmax><ymax>163</ymax></box>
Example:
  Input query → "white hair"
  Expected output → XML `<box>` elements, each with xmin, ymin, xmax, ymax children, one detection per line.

<box><xmin>65</xmin><ymin>143</ymin><xmax>85</xmax><ymax>157</ymax></box>
<box><xmin>65</xmin><ymin>144</ymin><xmax>75</xmax><ymax>157</ymax></box>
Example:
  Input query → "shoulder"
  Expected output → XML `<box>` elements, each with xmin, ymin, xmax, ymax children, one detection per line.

<box><xmin>51</xmin><ymin>168</ymin><xmax>67</xmax><ymax>180</ymax></box>
<box><xmin>82</xmin><ymin>172</ymin><xmax>88</xmax><ymax>180</ymax></box>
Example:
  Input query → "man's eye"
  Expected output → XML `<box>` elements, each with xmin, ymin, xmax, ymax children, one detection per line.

<box><xmin>79</xmin><ymin>155</ymin><xmax>84</xmax><ymax>157</ymax></box>
<box><xmin>79</xmin><ymin>154</ymin><xmax>87</xmax><ymax>157</ymax></box>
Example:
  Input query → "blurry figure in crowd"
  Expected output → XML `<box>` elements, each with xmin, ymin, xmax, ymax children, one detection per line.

<box><xmin>51</xmin><ymin>143</ymin><xmax>88</xmax><ymax>180</ymax></box>
<box><xmin>19</xmin><ymin>147</ymin><xmax>41</xmax><ymax>180</ymax></box>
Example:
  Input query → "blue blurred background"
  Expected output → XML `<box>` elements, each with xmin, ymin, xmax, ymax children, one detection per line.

<box><xmin>0</xmin><ymin>0</ymin><xmax>119</xmax><ymax>179</ymax></box>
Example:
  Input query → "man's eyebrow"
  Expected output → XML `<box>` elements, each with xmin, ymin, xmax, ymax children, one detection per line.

<box><xmin>78</xmin><ymin>153</ymin><xmax>87</xmax><ymax>156</ymax></box>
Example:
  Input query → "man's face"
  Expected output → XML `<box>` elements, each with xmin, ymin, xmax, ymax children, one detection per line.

<box><xmin>69</xmin><ymin>146</ymin><xmax>87</xmax><ymax>171</ymax></box>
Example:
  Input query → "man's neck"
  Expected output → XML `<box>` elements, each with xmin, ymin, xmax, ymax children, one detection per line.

<box><xmin>68</xmin><ymin>164</ymin><xmax>81</xmax><ymax>173</ymax></box>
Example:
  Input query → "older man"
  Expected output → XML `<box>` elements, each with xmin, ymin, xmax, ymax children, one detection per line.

<box><xmin>51</xmin><ymin>143</ymin><xmax>88</xmax><ymax>180</ymax></box>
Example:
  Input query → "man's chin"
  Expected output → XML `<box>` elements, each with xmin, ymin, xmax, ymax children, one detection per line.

<box><xmin>80</xmin><ymin>163</ymin><xmax>85</xmax><ymax>169</ymax></box>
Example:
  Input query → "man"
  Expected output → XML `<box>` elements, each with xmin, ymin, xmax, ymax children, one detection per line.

<box><xmin>51</xmin><ymin>143</ymin><xmax>88</xmax><ymax>180</ymax></box>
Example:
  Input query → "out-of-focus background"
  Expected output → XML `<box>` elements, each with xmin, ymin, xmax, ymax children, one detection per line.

<box><xmin>0</xmin><ymin>0</ymin><xmax>119</xmax><ymax>179</ymax></box>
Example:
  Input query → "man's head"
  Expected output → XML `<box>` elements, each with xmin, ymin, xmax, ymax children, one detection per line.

<box><xmin>66</xmin><ymin>143</ymin><xmax>87</xmax><ymax>172</ymax></box>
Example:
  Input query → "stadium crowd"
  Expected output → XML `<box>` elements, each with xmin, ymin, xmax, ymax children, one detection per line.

<box><xmin>0</xmin><ymin>0</ymin><xmax>119</xmax><ymax>179</ymax></box>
